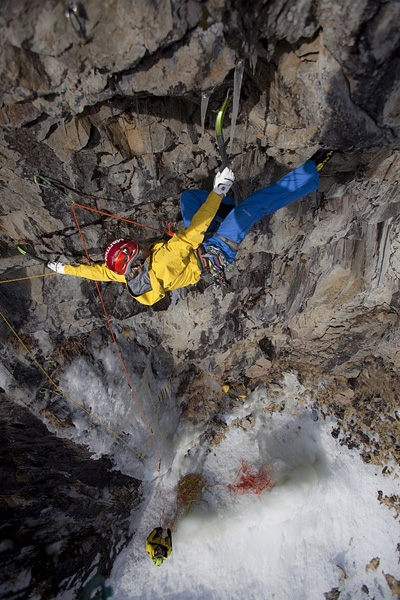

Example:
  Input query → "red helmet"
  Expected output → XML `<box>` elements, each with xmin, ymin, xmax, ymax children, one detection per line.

<box><xmin>104</xmin><ymin>238</ymin><xmax>140</xmax><ymax>275</ymax></box>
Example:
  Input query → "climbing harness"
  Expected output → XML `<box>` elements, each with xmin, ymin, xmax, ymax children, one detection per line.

<box><xmin>196</xmin><ymin>245</ymin><xmax>210</xmax><ymax>272</ymax></box>
<box><xmin>214</xmin><ymin>233</ymin><xmax>240</xmax><ymax>252</ymax></box>
<box><xmin>197</xmin><ymin>244</ymin><xmax>229</xmax><ymax>288</ymax></box>
<box><xmin>203</xmin><ymin>244</ymin><xmax>230</xmax><ymax>288</ymax></box>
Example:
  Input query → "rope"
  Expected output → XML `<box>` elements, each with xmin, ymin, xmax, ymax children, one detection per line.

<box><xmin>34</xmin><ymin>173</ymin><xmax>174</xmax><ymax>237</ymax></box>
<box><xmin>228</xmin><ymin>460</ymin><xmax>275</xmax><ymax>497</ymax></box>
<box><xmin>71</xmin><ymin>201</ymin><xmax>174</xmax><ymax>237</ymax></box>
<box><xmin>0</xmin><ymin>310</ymin><xmax>149</xmax><ymax>463</ymax></box>
<box><xmin>71</xmin><ymin>205</ymin><xmax>168</xmax><ymax>522</ymax></box>
<box><xmin>0</xmin><ymin>273</ymin><xmax>57</xmax><ymax>284</ymax></box>
<box><xmin>3</xmin><ymin>173</ymin><xmax>171</xmax><ymax>522</ymax></box>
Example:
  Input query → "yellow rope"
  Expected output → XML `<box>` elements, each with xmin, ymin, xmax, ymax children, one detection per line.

<box><xmin>0</xmin><ymin>273</ymin><xmax>57</xmax><ymax>284</ymax></box>
<box><xmin>0</xmin><ymin>310</ymin><xmax>149</xmax><ymax>463</ymax></box>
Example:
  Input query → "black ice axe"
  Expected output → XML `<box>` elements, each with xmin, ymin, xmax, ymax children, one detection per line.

<box><xmin>17</xmin><ymin>245</ymin><xmax>48</xmax><ymax>265</ymax></box>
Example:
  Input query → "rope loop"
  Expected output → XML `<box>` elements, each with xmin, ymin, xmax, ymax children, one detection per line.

<box><xmin>34</xmin><ymin>173</ymin><xmax>175</xmax><ymax>236</ymax></box>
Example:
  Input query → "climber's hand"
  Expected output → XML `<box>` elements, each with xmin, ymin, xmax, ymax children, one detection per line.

<box><xmin>213</xmin><ymin>167</ymin><xmax>235</xmax><ymax>197</ymax></box>
<box><xmin>47</xmin><ymin>261</ymin><xmax>65</xmax><ymax>274</ymax></box>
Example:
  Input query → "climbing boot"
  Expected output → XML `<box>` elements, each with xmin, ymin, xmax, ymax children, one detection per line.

<box><xmin>310</xmin><ymin>149</ymin><xmax>334</xmax><ymax>171</ymax></box>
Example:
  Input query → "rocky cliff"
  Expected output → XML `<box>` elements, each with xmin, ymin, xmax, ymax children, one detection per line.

<box><xmin>1</xmin><ymin>0</ymin><xmax>400</xmax><ymax>598</ymax></box>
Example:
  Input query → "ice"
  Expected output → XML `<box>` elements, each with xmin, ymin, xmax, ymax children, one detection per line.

<box><xmin>249</xmin><ymin>41</ymin><xmax>258</xmax><ymax>74</ymax></box>
<box><xmin>228</xmin><ymin>59</ymin><xmax>244</xmax><ymax>153</ymax></box>
<box><xmin>36</xmin><ymin>345</ymin><xmax>400</xmax><ymax>599</ymax></box>
<box><xmin>106</xmin><ymin>372</ymin><xmax>400</xmax><ymax>600</ymax></box>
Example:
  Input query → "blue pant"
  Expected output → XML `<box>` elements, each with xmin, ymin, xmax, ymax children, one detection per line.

<box><xmin>180</xmin><ymin>160</ymin><xmax>320</xmax><ymax>263</ymax></box>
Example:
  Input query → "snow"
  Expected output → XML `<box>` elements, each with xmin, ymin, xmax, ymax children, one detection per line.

<box><xmin>52</xmin><ymin>352</ymin><xmax>400</xmax><ymax>598</ymax></box>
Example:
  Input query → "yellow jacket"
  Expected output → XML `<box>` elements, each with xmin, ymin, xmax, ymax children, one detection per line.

<box><xmin>63</xmin><ymin>190</ymin><xmax>222</xmax><ymax>306</ymax></box>
<box><xmin>145</xmin><ymin>528</ymin><xmax>172</xmax><ymax>559</ymax></box>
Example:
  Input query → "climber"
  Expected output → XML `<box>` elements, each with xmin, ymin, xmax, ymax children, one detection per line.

<box><xmin>145</xmin><ymin>527</ymin><xmax>172</xmax><ymax>567</ymax></box>
<box><xmin>47</xmin><ymin>150</ymin><xmax>333</xmax><ymax>305</ymax></box>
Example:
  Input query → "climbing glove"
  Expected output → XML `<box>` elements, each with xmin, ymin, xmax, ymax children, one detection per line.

<box><xmin>47</xmin><ymin>261</ymin><xmax>66</xmax><ymax>274</ymax></box>
<box><xmin>213</xmin><ymin>167</ymin><xmax>235</xmax><ymax>197</ymax></box>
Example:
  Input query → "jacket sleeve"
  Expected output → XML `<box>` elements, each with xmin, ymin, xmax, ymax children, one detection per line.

<box><xmin>63</xmin><ymin>263</ymin><xmax>126</xmax><ymax>283</ymax></box>
<box><xmin>62</xmin><ymin>261</ymin><xmax>165</xmax><ymax>305</ymax></box>
<box><xmin>168</xmin><ymin>190</ymin><xmax>222</xmax><ymax>252</ymax></box>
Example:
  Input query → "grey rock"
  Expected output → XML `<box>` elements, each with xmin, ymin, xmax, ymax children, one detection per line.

<box><xmin>1</xmin><ymin>1</ymin><xmax>400</xmax><ymax>596</ymax></box>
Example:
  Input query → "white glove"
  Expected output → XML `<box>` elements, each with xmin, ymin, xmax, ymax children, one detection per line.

<box><xmin>47</xmin><ymin>261</ymin><xmax>65</xmax><ymax>274</ymax></box>
<box><xmin>213</xmin><ymin>167</ymin><xmax>235</xmax><ymax>197</ymax></box>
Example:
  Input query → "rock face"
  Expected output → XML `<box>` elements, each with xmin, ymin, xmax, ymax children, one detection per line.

<box><xmin>0</xmin><ymin>396</ymin><xmax>140</xmax><ymax>599</ymax></box>
<box><xmin>0</xmin><ymin>0</ymin><xmax>400</xmax><ymax>597</ymax></box>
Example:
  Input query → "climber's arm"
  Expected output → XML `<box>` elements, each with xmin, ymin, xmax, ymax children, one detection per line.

<box><xmin>48</xmin><ymin>261</ymin><xmax>125</xmax><ymax>282</ymax></box>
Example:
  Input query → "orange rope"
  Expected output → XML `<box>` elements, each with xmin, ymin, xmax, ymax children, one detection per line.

<box><xmin>71</xmin><ymin>204</ymin><xmax>168</xmax><ymax>520</ymax></box>
<box><xmin>229</xmin><ymin>460</ymin><xmax>275</xmax><ymax>497</ymax></box>
<box><xmin>0</xmin><ymin>273</ymin><xmax>57</xmax><ymax>284</ymax></box>
<box><xmin>71</xmin><ymin>201</ymin><xmax>174</xmax><ymax>237</ymax></box>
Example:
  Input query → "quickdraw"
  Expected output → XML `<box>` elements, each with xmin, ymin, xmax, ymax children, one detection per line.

<box><xmin>65</xmin><ymin>2</ymin><xmax>87</xmax><ymax>39</ymax></box>
<box><xmin>34</xmin><ymin>173</ymin><xmax>75</xmax><ymax>207</ymax></box>
<box><xmin>202</xmin><ymin>244</ymin><xmax>230</xmax><ymax>288</ymax></box>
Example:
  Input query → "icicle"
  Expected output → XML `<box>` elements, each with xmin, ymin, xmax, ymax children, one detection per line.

<box><xmin>249</xmin><ymin>42</ymin><xmax>258</xmax><ymax>74</ymax></box>
<box><xmin>200</xmin><ymin>90</ymin><xmax>211</xmax><ymax>136</ymax></box>
<box><xmin>138</xmin><ymin>355</ymin><xmax>155</xmax><ymax>401</ymax></box>
<box><xmin>228</xmin><ymin>59</ymin><xmax>244</xmax><ymax>153</ymax></box>
<box><xmin>157</xmin><ymin>380</ymin><xmax>171</xmax><ymax>403</ymax></box>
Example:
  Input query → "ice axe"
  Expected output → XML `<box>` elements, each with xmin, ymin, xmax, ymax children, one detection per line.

<box><xmin>17</xmin><ymin>245</ymin><xmax>48</xmax><ymax>265</ymax></box>
<box><xmin>215</xmin><ymin>89</ymin><xmax>232</xmax><ymax>170</ymax></box>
